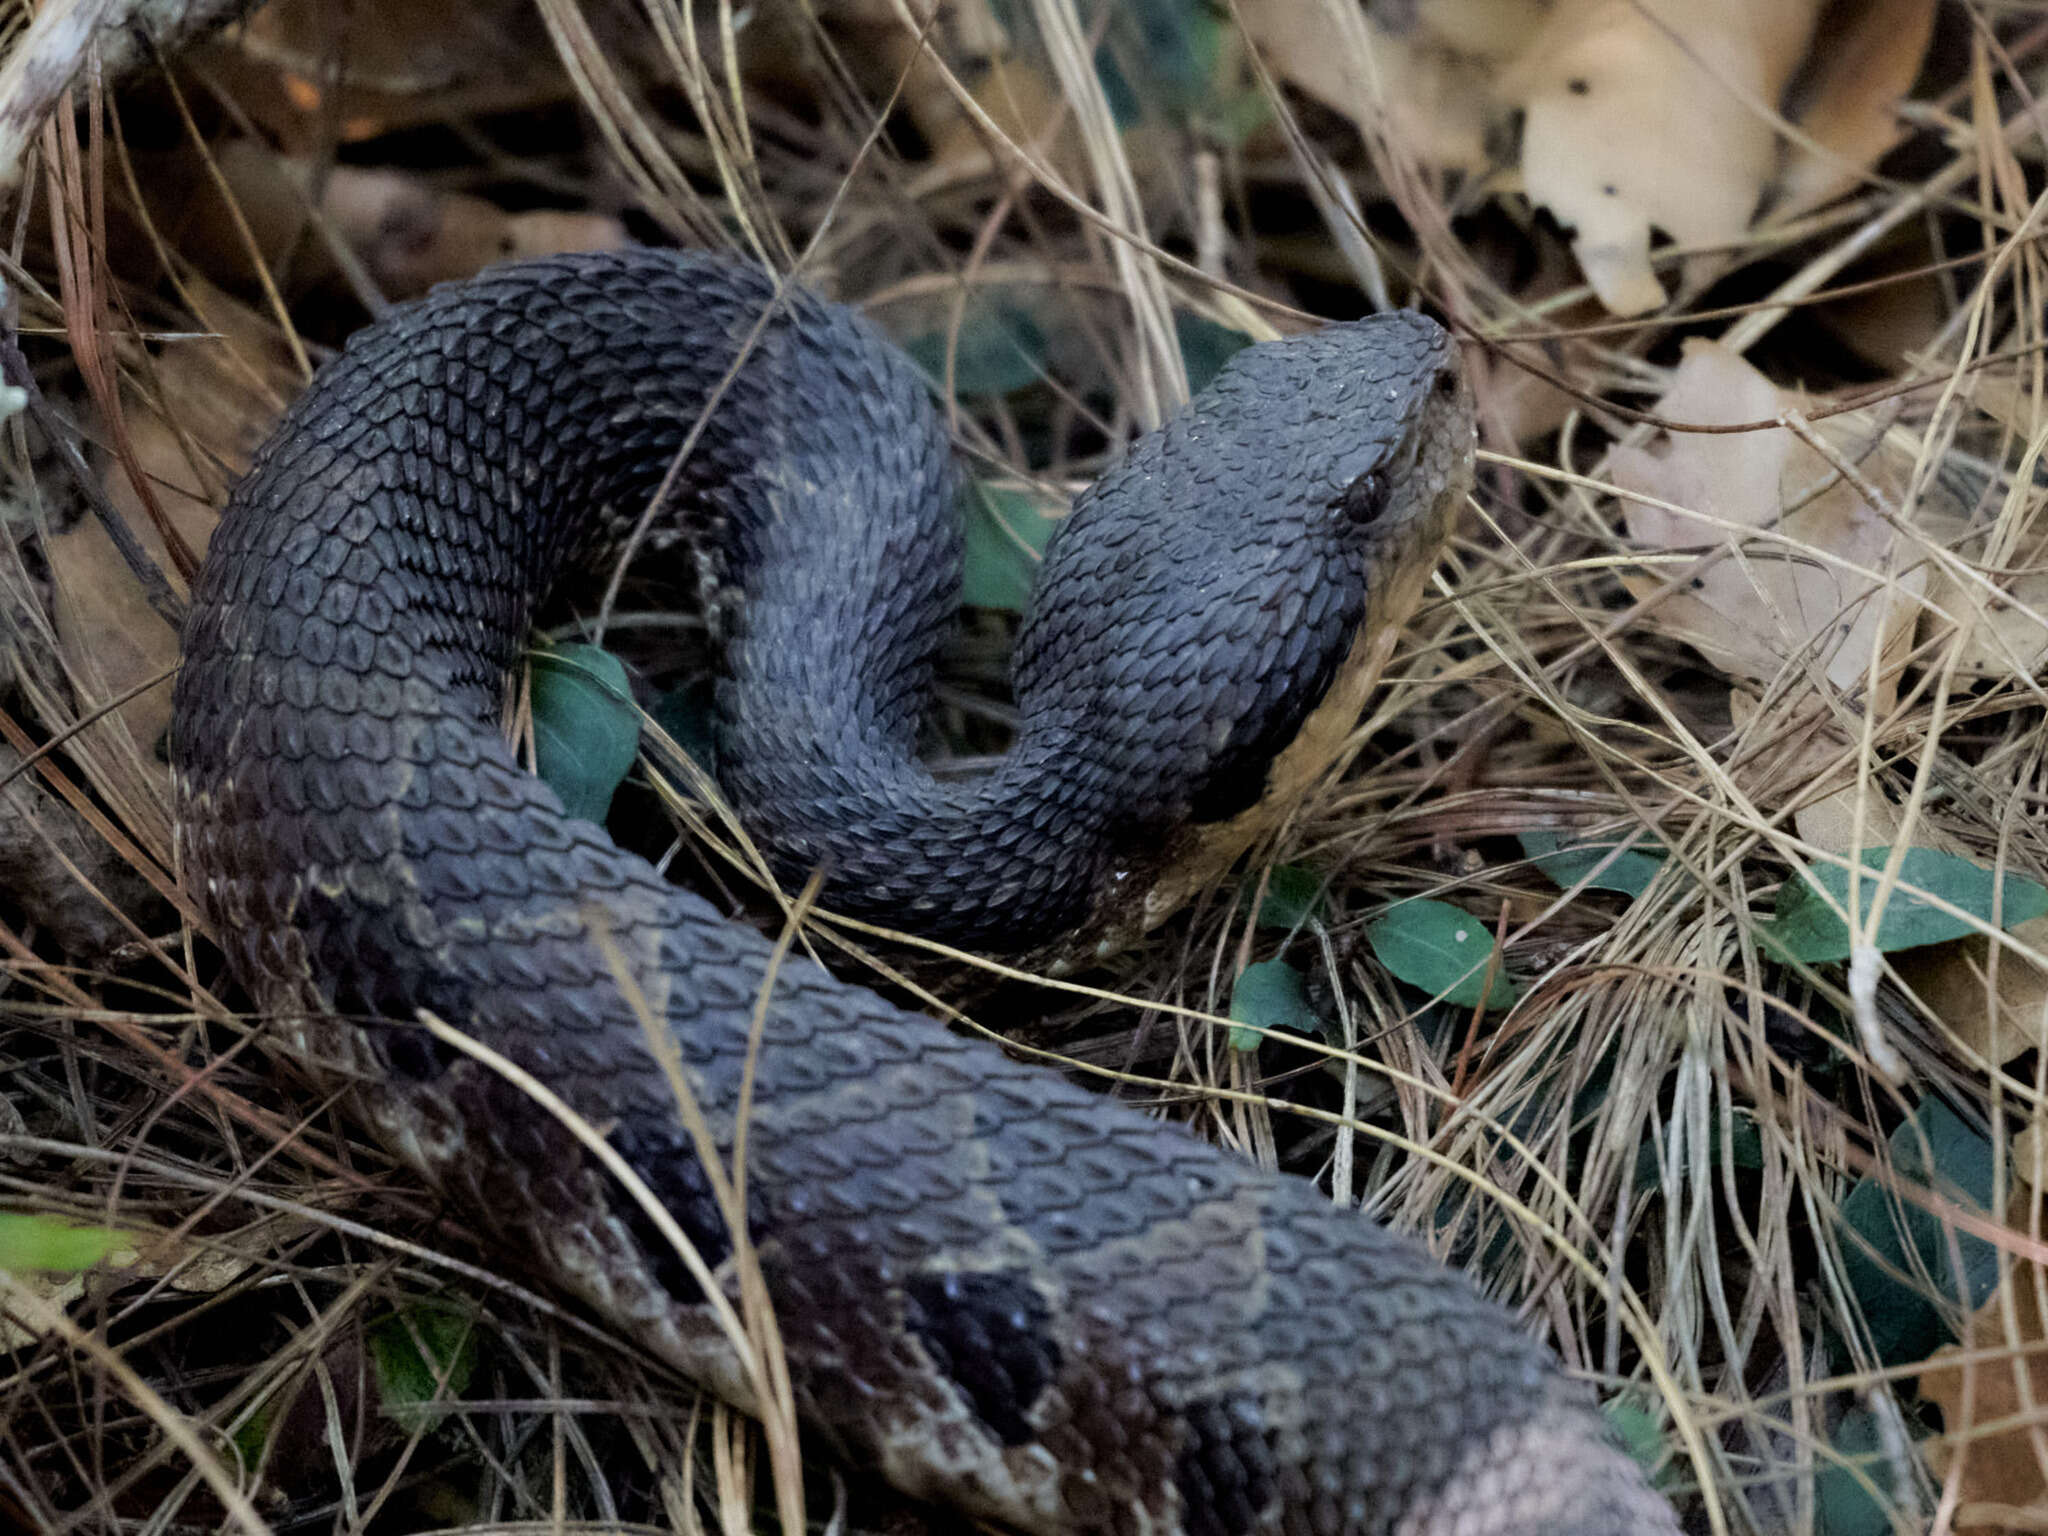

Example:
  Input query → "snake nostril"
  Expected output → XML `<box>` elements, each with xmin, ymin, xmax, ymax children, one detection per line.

<box><xmin>1433</xmin><ymin>369</ymin><xmax>1460</xmax><ymax>399</ymax></box>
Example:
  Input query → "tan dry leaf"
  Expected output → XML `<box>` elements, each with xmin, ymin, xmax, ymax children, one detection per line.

<box><xmin>1236</xmin><ymin>0</ymin><xmax>1529</xmax><ymax>177</ymax></box>
<box><xmin>1789</xmin><ymin>766</ymin><xmax>1906</xmax><ymax>857</ymax></box>
<box><xmin>1813</xmin><ymin>263</ymin><xmax>1950</xmax><ymax>374</ymax></box>
<box><xmin>332</xmin><ymin>185</ymin><xmax>629</xmax><ymax>299</ymax></box>
<box><xmin>923</xmin><ymin>56</ymin><xmax>1088</xmax><ymax>187</ymax></box>
<box><xmin>204</xmin><ymin>0</ymin><xmax>565</xmax><ymax>153</ymax></box>
<box><xmin>1904</xmin><ymin>920</ymin><xmax>2048</xmax><ymax>1067</ymax></box>
<box><xmin>2019</xmin><ymin>1124</ymin><xmax>2048</xmax><ymax>1195</ymax></box>
<box><xmin>1479</xmin><ymin>337</ymin><xmax>1585</xmax><ymax>448</ymax></box>
<box><xmin>1508</xmin><ymin>0</ymin><xmax>1819</xmax><ymax>315</ymax></box>
<box><xmin>1727</xmin><ymin>686</ymin><xmax>1868</xmax><ymax>840</ymax></box>
<box><xmin>1612</xmin><ymin>338</ymin><xmax>1923</xmax><ymax>699</ymax></box>
<box><xmin>1920</xmin><ymin>1256</ymin><xmax>2048</xmax><ymax>1527</ymax></box>
<box><xmin>1246</xmin><ymin>0</ymin><xmax>1931</xmax><ymax>317</ymax></box>
<box><xmin>0</xmin><ymin>1266</ymin><xmax>101</xmax><ymax>1352</ymax></box>
<box><xmin>1957</xmin><ymin>370</ymin><xmax>2048</xmax><ymax>444</ymax></box>
<box><xmin>179</xmin><ymin>142</ymin><xmax>628</xmax><ymax>302</ymax></box>
<box><xmin>1412</xmin><ymin>0</ymin><xmax>1556</xmax><ymax>56</ymax></box>
<box><xmin>1918</xmin><ymin>526</ymin><xmax>2048</xmax><ymax>680</ymax></box>
<box><xmin>1775</xmin><ymin>0</ymin><xmax>1939</xmax><ymax>218</ymax></box>
<box><xmin>49</xmin><ymin>287</ymin><xmax>299</xmax><ymax>757</ymax></box>
<box><xmin>1636</xmin><ymin>347</ymin><xmax>2048</xmax><ymax>1067</ymax></box>
<box><xmin>1912</xmin><ymin>384</ymin><xmax>2048</xmax><ymax>676</ymax></box>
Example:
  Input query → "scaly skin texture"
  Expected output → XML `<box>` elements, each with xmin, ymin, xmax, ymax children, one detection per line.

<box><xmin>172</xmin><ymin>249</ymin><xmax>1680</xmax><ymax>1536</ymax></box>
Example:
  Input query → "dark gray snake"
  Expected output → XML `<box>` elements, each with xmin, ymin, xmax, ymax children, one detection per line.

<box><xmin>171</xmin><ymin>249</ymin><xmax>1680</xmax><ymax>1536</ymax></box>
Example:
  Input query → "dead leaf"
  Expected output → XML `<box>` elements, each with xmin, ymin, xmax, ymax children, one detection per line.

<box><xmin>1954</xmin><ymin>369</ymin><xmax>2048</xmax><ymax>444</ymax></box>
<box><xmin>1616</xmin><ymin>344</ymin><xmax>2048</xmax><ymax>1072</ymax></box>
<box><xmin>1776</xmin><ymin>0</ymin><xmax>1940</xmax><ymax>217</ymax></box>
<box><xmin>203</xmin><ymin>0</ymin><xmax>567</xmax><ymax>153</ymax></box>
<box><xmin>1509</xmin><ymin>0</ymin><xmax>1820</xmax><ymax>314</ymax></box>
<box><xmin>2016</xmin><ymin>1124</ymin><xmax>2048</xmax><ymax>1196</ymax></box>
<box><xmin>1920</xmin><ymin>1255</ymin><xmax>2048</xmax><ymax>1526</ymax></box>
<box><xmin>328</xmin><ymin>177</ymin><xmax>630</xmax><ymax>298</ymax></box>
<box><xmin>1236</xmin><ymin>0</ymin><xmax>1530</xmax><ymax>177</ymax></box>
<box><xmin>1813</xmin><ymin>262</ymin><xmax>1950</xmax><ymax>373</ymax></box>
<box><xmin>1903</xmin><ymin>922</ymin><xmax>2048</xmax><ymax>1067</ymax></box>
<box><xmin>173</xmin><ymin>142</ymin><xmax>629</xmax><ymax>302</ymax></box>
<box><xmin>1918</xmin><ymin>524</ymin><xmax>2048</xmax><ymax>681</ymax></box>
<box><xmin>48</xmin><ymin>285</ymin><xmax>299</xmax><ymax>759</ymax></box>
<box><xmin>1612</xmin><ymin>338</ymin><xmax>1923</xmax><ymax>698</ymax></box>
<box><xmin>922</xmin><ymin>55</ymin><xmax>1087</xmax><ymax>188</ymax></box>
<box><xmin>1413</xmin><ymin>0</ymin><xmax>1558</xmax><ymax>57</ymax></box>
<box><xmin>1246</xmin><ymin>0</ymin><xmax>1935</xmax><ymax>318</ymax></box>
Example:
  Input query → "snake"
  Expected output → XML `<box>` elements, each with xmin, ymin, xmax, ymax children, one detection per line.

<box><xmin>170</xmin><ymin>248</ymin><xmax>1680</xmax><ymax>1536</ymax></box>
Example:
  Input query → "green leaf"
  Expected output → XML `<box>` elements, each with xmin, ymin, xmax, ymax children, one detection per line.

<box><xmin>1250</xmin><ymin>864</ymin><xmax>1323</xmax><ymax>931</ymax></box>
<box><xmin>962</xmin><ymin>484</ymin><xmax>1060</xmax><ymax>612</ymax></box>
<box><xmin>1367</xmin><ymin>899</ymin><xmax>1518</xmax><ymax>1009</ymax></box>
<box><xmin>1836</xmin><ymin>1098</ymin><xmax>1998</xmax><ymax>1367</ymax></box>
<box><xmin>1759</xmin><ymin>845</ymin><xmax>2048</xmax><ymax>964</ymax></box>
<box><xmin>529</xmin><ymin>644</ymin><xmax>639</xmax><ymax>825</ymax></box>
<box><xmin>906</xmin><ymin>303</ymin><xmax>1047</xmax><ymax>397</ymax></box>
<box><xmin>1814</xmin><ymin>1406</ymin><xmax>1897</xmax><ymax>1536</ymax></box>
<box><xmin>366</xmin><ymin>1304</ymin><xmax>478</xmax><ymax>1435</ymax></box>
<box><xmin>0</xmin><ymin>1212</ymin><xmax>126</xmax><ymax>1273</ymax></box>
<box><xmin>1099</xmin><ymin>0</ymin><xmax>1225</xmax><ymax>118</ymax></box>
<box><xmin>1518</xmin><ymin>830</ymin><xmax>1664</xmax><ymax>899</ymax></box>
<box><xmin>229</xmin><ymin>1402</ymin><xmax>275</xmax><ymax>1471</ymax></box>
<box><xmin>1093</xmin><ymin>42</ymin><xmax>1142</xmax><ymax>128</ymax></box>
<box><xmin>1715</xmin><ymin>1108</ymin><xmax>1765</xmax><ymax>1172</ymax></box>
<box><xmin>1176</xmin><ymin>312</ymin><xmax>1252</xmax><ymax>395</ymax></box>
<box><xmin>650</xmin><ymin>679</ymin><xmax>719</xmax><ymax>774</ymax></box>
<box><xmin>1601</xmin><ymin>1394</ymin><xmax>1669</xmax><ymax>1482</ymax></box>
<box><xmin>1204</xmin><ymin>85</ymin><xmax>1276</xmax><ymax>147</ymax></box>
<box><xmin>1228</xmin><ymin>958</ymin><xmax>1315</xmax><ymax>1051</ymax></box>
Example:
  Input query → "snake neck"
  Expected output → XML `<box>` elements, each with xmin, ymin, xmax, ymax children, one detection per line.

<box><xmin>705</xmin><ymin>411</ymin><xmax>1387</xmax><ymax>957</ymax></box>
<box><xmin>710</xmin><ymin>469</ymin><xmax>1128</xmax><ymax>951</ymax></box>
<box><xmin>717</xmin><ymin>691</ymin><xmax>1119</xmax><ymax>952</ymax></box>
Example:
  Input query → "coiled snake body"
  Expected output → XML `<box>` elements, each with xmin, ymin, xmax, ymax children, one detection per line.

<box><xmin>172</xmin><ymin>250</ymin><xmax>1678</xmax><ymax>1536</ymax></box>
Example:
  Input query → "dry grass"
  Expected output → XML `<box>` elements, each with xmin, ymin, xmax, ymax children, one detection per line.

<box><xmin>2</xmin><ymin>2</ymin><xmax>2046</xmax><ymax>1534</ymax></box>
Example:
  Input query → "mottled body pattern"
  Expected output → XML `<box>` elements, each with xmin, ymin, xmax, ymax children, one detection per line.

<box><xmin>173</xmin><ymin>250</ymin><xmax>1678</xmax><ymax>1535</ymax></box>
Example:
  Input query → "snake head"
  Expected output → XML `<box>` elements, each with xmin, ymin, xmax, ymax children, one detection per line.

<box><xmin>1217</xmin><ymin>308</ymin><xmax>1475</xmax><ymax>579</ymax></box>
<box><xmin>1010</xmin><ymin>311</ymin><xmax>1473</xmax><ymax>947</ymax></box>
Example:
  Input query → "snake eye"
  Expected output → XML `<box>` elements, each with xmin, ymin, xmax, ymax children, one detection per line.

<box><xmin>1339</xmin><ymin>469</ymin><xmax>1389</xmax><ymax>527</ymax></box>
